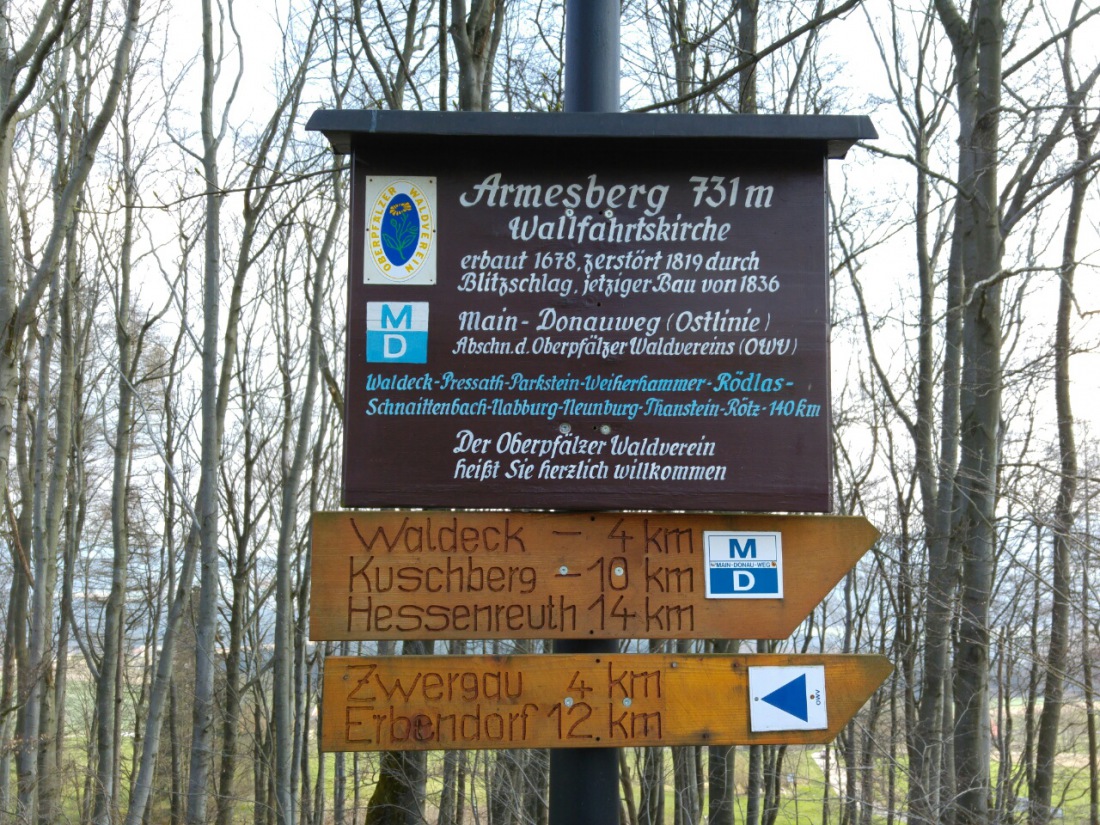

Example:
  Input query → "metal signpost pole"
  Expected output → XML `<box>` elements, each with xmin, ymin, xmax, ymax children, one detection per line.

<box><xmin>549</xmin><ymin>3</ymin><xmax>622</xmax><ymax>824</ymax></box>
<box><xmin>563</xmin><ymin>0</ymin><xmax>620</xmax><ymax>112</ymax></box>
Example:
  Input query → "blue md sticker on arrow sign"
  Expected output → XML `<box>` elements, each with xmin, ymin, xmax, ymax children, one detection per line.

<box><xmin>748</xmin><ymin>665</ymin><xmax>828</xmax><ymax>732</ymax></box>
<box><xmin>704</xmin><ymin>531</ymin><xmax>783</xmax><ymax>598</ymax></box>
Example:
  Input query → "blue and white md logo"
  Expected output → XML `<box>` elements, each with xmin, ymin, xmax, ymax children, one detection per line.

<box><xmin>366</xmin><ymin>302</ymin><xmax>428</xmax><ymax>363</ymax></box>
<box><xmin>704</xmin><ymin>531</ymin><xmax>783</xmax><ymax>599</ymax></box>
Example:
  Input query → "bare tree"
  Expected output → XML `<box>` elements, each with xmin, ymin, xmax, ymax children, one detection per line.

<box><xmin>0</xmin><ymin>1</ymin><xmax>142</xmax><ymax>820</ymax></box>
<box><xmin>1030</xmin><ymin>6</ymin><xmax>1100</xmax><ymax>820</ymax></box>
<box><xmin>93</xmin><ymin>53</ymin><xmax>170</xmax><ymax>825</ymax></box>
<box><xmin>451</xmin><ymin>0</ymin><xmax>505</xmax><ymax>110</ymax></box>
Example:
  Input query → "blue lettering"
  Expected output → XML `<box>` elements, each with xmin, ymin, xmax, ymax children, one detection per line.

<box><xmin>382</xmin><ymin>304</ymin><xmax>413</xmax><ymax>330</ymax></box>
<box><xmin>729</xmin><ymin>538</ymin><xmax>757</xmax><ymax>559</ymax></box>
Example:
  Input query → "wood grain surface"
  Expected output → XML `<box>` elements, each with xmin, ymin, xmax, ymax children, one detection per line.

<box><xmin>309</xmin><ymin>510</ymin><xmax>878</xmax><ymax>640</ymax></box>
<box><xmin>320</xmin><ymin>653</ymin><xmax>892</xmax><ymax>751</ymax></box>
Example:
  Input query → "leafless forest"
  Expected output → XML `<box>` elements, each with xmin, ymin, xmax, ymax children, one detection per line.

<box><xmin>1</xmin><ymin>0</ymin><xmax>1098</xmax><ymax>824</ymax></box>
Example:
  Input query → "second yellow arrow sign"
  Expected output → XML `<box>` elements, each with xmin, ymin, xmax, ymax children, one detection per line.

<box><xmin>321</xmin><ymin>653</ymin><xmax>892</xmax><ymax>751</ymax></box>
<box><xmin>309</xmin><ymin>511</ymin><xmax>878</xmax><ymax>641</ymax></box>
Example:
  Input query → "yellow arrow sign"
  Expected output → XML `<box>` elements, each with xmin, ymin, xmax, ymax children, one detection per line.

<box><xmin>309</xmin><ymin>511</ymin><xmax>878</xmax><ymax>641</ymax></box>
<box><xmin>320</xmin><ymin>653</ymin><xmax>892</xmax><ymax>751</ymax></box>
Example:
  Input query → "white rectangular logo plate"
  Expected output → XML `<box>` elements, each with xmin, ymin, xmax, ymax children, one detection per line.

<box><xmin>748</xmin><ymin>665</ymin><xmax>828</xmax><ymax>732</ymax></box>
<box><xmin>704</xmin><ymin>531</ymin><xmax>782</xmax><ymax>599</ymax></box>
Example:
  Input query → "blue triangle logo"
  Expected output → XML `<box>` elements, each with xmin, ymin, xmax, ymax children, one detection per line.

<box><xmin>761</xmin><ymin>673</ymin><xmax>809</xmax><ymax>722</ymax></box>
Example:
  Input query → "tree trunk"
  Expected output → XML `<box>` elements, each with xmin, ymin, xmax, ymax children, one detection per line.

<box><xmin>184</xmin><ymin>0</ymin><xmax>230</xmax><ymax>815</ymax></box>
<box><xmin>763</xmin><ymin>746</ymin><xmax>786</xmax><ymax>825</ymax></box>
<box><xmin>932</xmin><ymin>0</ymin><xmax>1004</xmax><ymax>820</ymax></box>
<box><xmin>1085</xmin><ymin>554</ymin><xmax>1098</xmax><ymax>825</ymax></box>
<box><xmin>909</xmin><ymin>79</ymin><xmax>964</xmax><ymax>825</ymax></box>
<box><xmin>450</xmin><ymin>0</ymin><xmax>504</xmax><ymax>111</ymax></box>
<box><xmin>439</xmin><ymin>748</ymin><xmax>465</xmax><ymax>825</ymax></box>
<box><xmin>746</xmin><ymin>745</ymin><xmax>763</xmax><ymax>825</ymax></box>
<box><xmin>641</xmin><ymin>744</ymin><xmax>665</xmax><ymax>825</ymax></box>
<box><xmin>9</xmin><ymin>2</ymin><xmax>141</xmax><ymax>817</ymax></box>
<box><xmin>93</xmin><ymin>73</ymin><xmax>148</xmax><ymax>824</ymax></box>
<box><xmin>439</xmin><ymin>638</ymin><xmax>468</xmax><ymax>825</ymax></box>
<box><xmin>673</xmin><ymin>638</ymin><xmax>701</xmax><ymax>825</ymax></box>
<box><xmin>1030</xmin><ymin>56</ymin><xmax>1091</xmax><ymax>823</ymax></box>
<box><xmin>707</xmin><ymin>741</ymin><xmax>734</xmax><ymax>825</ymax></box>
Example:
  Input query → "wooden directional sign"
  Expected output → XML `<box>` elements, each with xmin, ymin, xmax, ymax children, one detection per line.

<box><xmin>309</xmin><ymin>510</ymin><xmax>878</xmax><ymax>641</ymax></box>
<box><xmin>320</xmin><ymin>653</ymin><xmax>892</xmax><ymax>752</ymax></box>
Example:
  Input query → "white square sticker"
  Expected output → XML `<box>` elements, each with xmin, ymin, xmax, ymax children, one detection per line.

<box><xmin>748</xmin><ymin>665</ymin><xmax>828</xmax><ymax>732</ymax></box>
<box><xmin>704</xmin><ymin>531</ymin><xmax>782</xmax><ymax>599</ymax></box>
<box><xmin>364</xmin><ymin>177</ymin><xmax>437</xmax><ymax>285</ymax></box>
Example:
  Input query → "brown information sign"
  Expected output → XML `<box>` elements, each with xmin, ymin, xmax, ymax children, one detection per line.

<box><xmin>309</xmin><ymin>511</ymin><xmax>878</xmax><ymax>641</ymax></box>
<box><xmin>345</xmin><ymin>133</ymin><xmax>833</xmax><ymax>511</ymax></box>
<box><xmin>321</xmin><ymin>653</ymin><xmax>892</xmax><ymax>752</ymax></box>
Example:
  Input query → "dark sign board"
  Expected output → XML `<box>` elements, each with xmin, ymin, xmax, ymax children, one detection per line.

<box><xmin>308</xmin><ymin>113</ymin><xmax>876</xmax><ymax>511</ymax></box>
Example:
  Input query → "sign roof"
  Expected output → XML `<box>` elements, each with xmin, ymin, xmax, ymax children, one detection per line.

<box><xmin>306</xmin><ymin>110</ymin><xmax>878</xmax><ymax>159</ymax></box>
